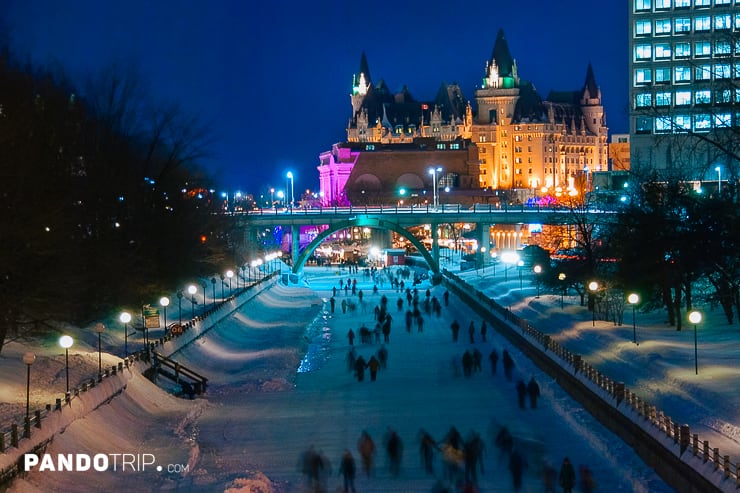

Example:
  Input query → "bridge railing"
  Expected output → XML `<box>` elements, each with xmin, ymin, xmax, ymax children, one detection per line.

<box><xmin>243</xmin><ymin>203</ymin><xmax>613</xmax><ymax>216</ymax></box>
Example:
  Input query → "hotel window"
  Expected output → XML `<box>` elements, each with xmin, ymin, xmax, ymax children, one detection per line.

<box><xmin>656</xmin><ymin>67</ymin><xmax>672</xmax><ymax>83</ymax></box>
<box><xmin>715</xmin><ymin>14</ymin><xmax>731</xmax><ymax>31</ymax></box>
<box><xmin>675</xmin><ymin>90</ymin><xmax>692</xmax><ymax>105</ymax></box>
<box><xmin>674</xmin><ymin>114</ymin><xmax>691</xmax><ymax>131</ymax></box>
<box><xmin>694</xmin><ymin>114</ymin><xmax>711</xmax><ymax>131</ymax></box>
<box><xmin>675</xmin><ymin>0</ymin><xmax>690</xmax><ymax>6</ymax></box>
<box><xmin>656</xmin><ymin>91</ymin><xmax>672</xmax><ymax>106</ymax></box>
<box><xmin>694</xmin><ymin>16</ymin><xmax>711</xmax><ymax>32</ymax></box>
<box><xmin>635</xmin><ymin>19</ymin><xmax>652</xmax><ymax>35</ymax></box>
<box><xmin>674</xmin><ymin>18</ymin><xmax>691</xmax><ymax>33</ymax></box>
<box><xmin>636</xmin><ymin>93</ymin><xmax>653</xmax><ymax>107</ymax></box>
<box><xmin>695</xmin><ymin>41</ymin><xmax>711</xmax><ymax>57</ymax></box>
<box><xmin>714</xmin><ymin>64</ymin><xmax>731</xmax><ymax>79</ymax></box>
<box><xmin>635</xmin><ymin>0</ymin><xmax>651</xmax><ymax>11</ymax></box>
<box><xmin>674</xmin><ymin>66</ymin><xmax>691</xmax><ymax>82</ymax></box>
<box><xmin>715</xmin><ymin>41</ymin><xmax>731</xmax><ymax>57</ymax></box>
<box><xmin>695</xmin><ymin>89</ymin><xmax>711</xmax><ymax>104</ymax></box>
<box><xmin>655</xmin><ymin>0</ymin><xmax>671</xmax><ymax>8</ymax></box>
<box><xmin>675</xmin><ymin>42</ymin><xmax>691</xmax><ymax>58</ymax></box>
<box><xmin>655</xmin><ymin>19</ymin><xmax>671</xmax><ymax>34</ymax></box>
<box><xmin>715</xmin><ymin>113</ymin><xmax>732</xmax><ymax>128</ymax></box>
<box><xmin>655</xmin><ymin>43</ymin><xmax>671</xmax><ymax>59</ymax></box>
<box><xmin>635</xmin><ymin>44</ymin><xmax>652</xmax><ymax>61</ymax></box>
<box><xmin>695</xmin><ymin>64</ymin><xmax>712</xmax><ymax>80</ymax></box>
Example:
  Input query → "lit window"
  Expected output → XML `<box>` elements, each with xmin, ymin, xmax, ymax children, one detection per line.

<box><xmin>675</xmin><ymin>42</ymin><xmax>691</xmax><ymax>58</ymax></box>
<box><xmin>674</xmin><ymin>18</ymin><xmax>691</xmax><ymax>33</ymax></box>
<box><xmin>694</xmin><ymin>114</ymin><xmax>711</xmax><ymax>131</ymax></box>
<box><xmin>655</xmin><ymin>0</ymin><xmax>671</xmax><ymax>8</ymax></box>
<box><xmin>716</xmin><ymin>89</ymin><xmax>732</xmax><ymax>104</ymax></box>
<box><xmin>714</xmin><ymin>64</ymin><xmax>731</xmax><ymax>79</ymax></box>
<box><xmin>715</xmin><ymin>14</ymin><xmax>731</xmax><ymax>30</ymax></box>
<box><xmin>655</xmin><ymin>116</ymin><xmax>672</xmax><ymax>133</ymax></box>
<box><xmin>656</xmin><ymin>67</ymin><xmax>671</xmax><ymax>83</ymax></box>
<box><xmin>656</xmin><ymin>91</ymin><xmax>672</xmax><ymax>106</ymax></box>
<box><xmin>695</xmin><ymin>90</ymin><xmax>711</xmax><ymax>104</ymax></box>
<box><xmin>694</xmin><ymin>16</ymin><xmax>711</xmax><ymax>32</ymax></box>
<box><xmin>635</xmin><ymin>20</ymin><xmax>652</xmax><ymax>36</ymax></box>
<box><xmin>694</xmin><ymin>0</ymin><xmax>709</xmax><ymax>6</ymax></box>
<box><xmin>715</xmin><ymin>113</ymin><xmax>731</xmax><ymax>128</ymax></box>
<box><xmin>635</xmin><ymin>68</ymin><xmax>652</xmax><ymax>84</ymax></box>
<box><xmin>654</xmin><ymin>43</ymin><xmax>671</xmax><ymax>59</ymax></box>
<box><xmin>695</xmin><ymin>41</ymin><xmax>711</xmax><ymax>57</ymax></box>
<box><xmin>635</xmin><ymin>0</ymin><xmax>651</xmax><ymax>11</ymax></box>
<box><xmin>673</xmin><ymin>115</ymin><xmax>690</xmax><ymax>131</ymax></box>
<box><xmin>635</xmin><ymin>44</ymin><xmax>652</xmax><ymax>60</ymax></box>
<box><xmin>675</xmin><ymin>0</ymin><xmax>690</xmax><ymax>6</ymax></box>
<box><xmin>451</xmin><ymin>143</ymin><xmax>460</xmax><ymax>150</ymax></box>
<box><xmin>715</xmin><ymin>41</ymin><xmax>731</xmax><ymax>56</ymax></box>
<box><xmin>655</xmin><ymin>19</ymin><xmax>671</xmax><ymax>34</ymax></box>
<box><xmin>675</xmin><ymin>90</ymin><xmax>691</xmax><ymax>105</ymax></box>
<box><xmin>715</xmin><ymin>0</ymin><xmax>730</xmax><ymax>4</ymax></box>
<box><xmin>674</xmin><ymin>66</ymin><xmax>691</xmax><ymax>82</ymax></box>
<box><xmin>736</xmin><ymin>13</ymin><xmax>740</xmax><ymax>30</ymax></box>
<box><xmin>636</xmin><ymin>93</ymin><xmax>653</xmax><ymax>107</ymax></box>
<box><xmin>695</xmin><ymin>64</ymin><xmax>712</xmax><ymax>80</ymax></box>
<box><xmin>436</xmin><ymin>143</ymin><xmax>446</xmax><ymax>150</ymax></box>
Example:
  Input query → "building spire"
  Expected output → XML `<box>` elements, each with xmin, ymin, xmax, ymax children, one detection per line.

<box><xmin>582</xmin><ymin>62</ymin><xmax>600</xmax><ymax>101</ymax></box>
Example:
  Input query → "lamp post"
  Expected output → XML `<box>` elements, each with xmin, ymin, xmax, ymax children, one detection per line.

<box><xmin>558</xmin><ymin>273</ymin><xmax>567</xmax><ymax>309</ymax></box>
<box><xmin>200</xmin><ymin>280</ymin><xmax>208</xmax><ymax>314</ymax></box>
<box><xmin>517</xmin><ymin>260</ymin><xmax>524</xmax><ymax>291</ymax></box>
<box><xmin>95</xmin><ymin>323</ymin><xmax>105</xmax><ymax>377</ymax></box>
<box><xmin>59</xmin><ymin>335</ymin><xmax>73</xmax><ymax>394</ymax></box>
<box><xmin>270</xmin><ymin>188</ymin><xmax>275</xmax><ymax>208</ymax></box>
<box><xmin>688</xmin><ymin>310</ymin><xmax>702</xmax><ymax>375</ymax></box>
<box><xmin>221</xmin><ymin>191</ymin><xmax>229</xmax><ymax>212</ymax></box>
<box><xmin>240</xmin><ymin>265</ymin><xmax>246</xmax><ymax>290</ymax></box>
<box><xmin>500</xmin><ymin>251</ymin><xmax>519</xmax><ymax>282</ymax></box>
<box><xmin>226</xmin><ymin>270</ymin><xmax>234</xmax><ymax>297</ymax></box>
<box><xmin>220</xmin><ymin>273</ymin><xmax>225</xmax><ymax>299</ymax></box>
<box><xmin>177</xmin><ymin>291</ymin><xmax>183</xmax><ymax>324</ymax></box>
<box><xmin>160</xmin><ymin>297</ymin><xmax>169</xmax><ymax>332</ymax></box>
<box><xmin>428</xmin><ymin>166</ymin><xmax>442</xmax><ymax>209</ymax></box>
<box><xmin>286</xmin><ymin>171</ymin><xmax>294</xmax><ymax>210</ymax></box>
<box><xmin>119</xmin><ymin>312</ymin><xmax>131</xmax><ymax>357</ymax></box>
<box><xmin>588</xmin><ymin>281</ymin><xmax>599</xmax><ymax>326</ymax></box>
<box><xmin>187</xmin><ymin>284</ymin><xmax>197</xmax><ymax>319</ymax></box>
<box><xmin>23</xmin><ymin>351</ymin><xmax>35</xmax><ymax>437</ymax></box>
<box><xmin>533</xmin><ymin>265</ymin><xmax>542</xmax><ymax>298</ymax></box>
<box><xmin>211</xmin><ymin>278</ymin><xmax>217</xmax><ymax>308</ymax></box>
<box><xmin>627</xmin><ymin>293</ymin><xmax>639</xmax><ymax>344</ymax></box>
<box><xmin>715</xmin><ymin>166</ymin><xmax>721</xmax><ymax>194</ymax></box>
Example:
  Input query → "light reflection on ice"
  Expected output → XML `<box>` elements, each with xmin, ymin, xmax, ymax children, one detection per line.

<box><xmin>297</xmin><ymin>309</ymin><xmax>333</xmax><ymax>373</ymax></box>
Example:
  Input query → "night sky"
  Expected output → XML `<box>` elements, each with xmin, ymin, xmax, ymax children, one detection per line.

<box><xmin>2</xmin><ymin>1</ymin><xmax>628</xmax><ymax>195</ymax></box>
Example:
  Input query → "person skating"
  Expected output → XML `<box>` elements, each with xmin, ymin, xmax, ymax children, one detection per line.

<box><xmin>367</xmin><ymin>355</ymin><xmax>380</xmax><ymax>381</ymax></box>
<box><xmin>384</xmin><ymin>428</ymin><xmax>403</xmax><ymax>477</ymax></box>
<box><xmin>559</xmin><ymin>456</ymin><xmax>576</xmax><ymax>493</ymax></box>
<box><xmin>480</xmin><ymin>320</ymin><xmax>487</xmax><ymax>342</ymax></box>
<box><xmin>451</xmin><ymin>320</ymin><xmax>460</xmax><ymax>342</ymax></box>
<box><xmin>419</xmin><ymin>429</ymin><xmax>437</xmax><ymax>475</ymax></box>
<box><xmin>357</xmin><ymin>431</ymin><xmax>375</xmax><ymax>477</ymax></box>
<box><xmin>516</xmin><ymin>379</ymin><xmax>527</xmax><ymax>409</ymax></box>
<box><xmin>354</xmin><ymin>355</ymin><xmax>367</xmax><ymax>382</ymax></box>
<box><xmin>468</xmin><ymin>321</ymin><xmax>476</xmax><ymax>343</ymax></box>
<box><xmin>338</xmin><ymin>449</ymin><xmax>357</xmax><ymax>493</ymax></box>
<box><xmin>489</xmin><ymin>349</ymin><xmax>499</xmax><ymax>374</ymax></box>
<box><xmin>528</xmin><ymin>377</ymin><xmax>541</xmax><ymax>408</ymax></box>
<box><xmin>502</xmin><ymin>350</ymin><xmax>515</xmax><ymax>381</ymax></box>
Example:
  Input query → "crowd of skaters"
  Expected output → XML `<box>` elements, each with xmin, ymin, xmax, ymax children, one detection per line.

<box><xmin>317</xmin><ymin>269</ymin><xmax>598</xmax><ymax>491</ymax></box>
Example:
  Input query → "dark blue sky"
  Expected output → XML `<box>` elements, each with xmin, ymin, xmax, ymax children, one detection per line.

<box><xmin>2</xmin><ymin>1</ymin><xmax>628</xmax><ymax>195</ymax></box>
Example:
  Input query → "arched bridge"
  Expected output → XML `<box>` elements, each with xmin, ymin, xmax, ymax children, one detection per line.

<box><xmin>237</xmin><ymin>204</ymin><xmax>617</xmax><ymax>275</ymax></box>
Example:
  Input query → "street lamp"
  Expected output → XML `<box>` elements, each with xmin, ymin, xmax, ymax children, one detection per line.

<box><xmin>177</xmin><ymin>291</ymin><xmax>183</xmax><ymax>324</ymax></box>
<box><xmin>715</xmin><ymin>166</ymin><xmax>721</xmax><ymax>194</ymax></box>
<box><xmin>627</xmin><ymin>293</ymin><xmax>639</xmax><ymax>345</ymax></box>
<box><xmin>220</xmin><ymin>273</ymin><xmax>225</xmax><ymax>299</ymax></box>
<box><xmin>221</xmin><ymin>191</ymin><xmax>229</xmax><ymax>212</ymax></box>
<box><xmin>187</xmin><ymin>284</ymin><xmax>197</xmax><ymax>319</ymax></box>
<box><xmin>588</xmin><ymin>281</ymin><xmax>599</xmax><ymax>326</ymax></box>
<box><xmin>226</xmin><ymin>270</ymin><xmax>234</xmax><ymax>297</ymax></box>
<box><xmin>286</xmin><ymin>171</ymin><xmax>294</xmax><ymax>210</ymax></box>
<box><xmin>210</xmin><ymin>277</ymin><xmax>217</xmax><ymax>308</ymax></box>
<box><xmin>270</xmin><ymin>187</ymin><xmax>275</xmax><ymax>208</ymax></box>
<box><xmin>59</xmin><ymin>335</ymin><xmax>74</xmax><ymax>394</ymax></box>
<box><xmin>119</xmin><ymin>312</ymin><xmax>131</xmax><ymax>357</ymax></box>
<box><xmin>160</xmin><ymin>297</ymin><xmax>170</xmax><ymax>332</ymax></box>
<box><xmin>23</xmin><ymin>351</ymin><xmax>35</xmax><ymax>437</ymax></box>
<box><xmin>95</xmin><ymin>323</ymin><xmax>105</xmax><ymax>377</ymax></box>
<box><xmin>517</xmin><ymin>260</ymin><xmax>524</xmax><ymax>291</ymax></box>
<box><xmin>276</xmin><ymin>190</ymin><xmax>285</xmax><ymax>208</ymax></box>
<box><xmin>533</xmin><ymin>265</ymin><xmax>542</xmax><ymax>298</ymax></box>
<box><xmin>558</xmin><ymin>272</ymin><xmax>567</xmax><ymax>309</ymax></box>
<box><xmin>500</xmin><ymin>251</ymin><xmax>519</xmax><ymax>282</ymax></box>
<box><xmin>428</xmin><ymin>167</ymin><xmax>442</xmax><ymax>209</ymax></box>
<box><xmin>688</xmin><ymin>310</ymin><xmax>702</xmax><ymax>375</ymax></box>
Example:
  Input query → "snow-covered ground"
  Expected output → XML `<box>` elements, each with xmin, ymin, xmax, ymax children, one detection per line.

<box><xmin>3</xmin><ymin>257</ymin><xmax>737</xmax><ymax>491</ymax></box>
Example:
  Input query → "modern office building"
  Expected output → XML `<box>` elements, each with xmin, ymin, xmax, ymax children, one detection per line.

<box><xmin>629</xmin><ymin>0</ymin><xmax>739</xmax><ymax>180</ymax></box>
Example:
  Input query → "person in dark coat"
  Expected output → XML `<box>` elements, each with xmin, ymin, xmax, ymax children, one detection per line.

<box><xmin>346</xmin><ymin>347</ymin><xmax>357</xmax><ymax>372</ymax></box>
<box><xmin>468</xmin><ymin>321</ymin><xmax>476</xmax><ymax>343</ymax></box>
<box><xmin>419</xmin><ymin>429</ymin><xmax>437</xmax><ymax>475</ymax></box>
<box><xmin>330</xmin><ymin>296</ymin><xmax>336</xmax><ymax>313</ymax></box>
<box><xmin>451</xmin><ymin>320</ymin><xmax>460</xmax><ymax>341</ymax></box>
<box><xmin>527</xmin><ymin>377</ymin><xmax>541</xmax><ymax>408</ymax></box>
<box><xmin>516</xmin><ymin>379</ymin><xmax>527</xmax><ymax>409</ymax></box>
<box><xmin>502</xmin><ymin>350</ymin><xmax>515</xmax><ymax>381</ymax></box>
<box><xmin>462</xmin><ymin>350</ymin><xmax>474</xmax><ymax>377</ymax></box>
<box><xmin>480</xmin><ymin>320</ymin><xmax>488</xmax><ymax>342</ymax></box>
<box><xmin>472</xmin><ymin>348</ymin><xmax>482</xmax><ymax>373</ymax></box>
<box><xmin>509</xmin><ymin>448</ymin><xmax>527</xmax><ymax>491</ymax></box>
<box><xmin>339</xmin><ymin>449</ymin><xmax>357</xmax><ymax>493</ymax></box>
<box><xmin>443</xmin><ymin>289</ymin><xmax>449</xmax><ymax>306</ymax></box>
<box><xmin>397</xmin><ymin>297</ymin><xmax>404</xmax><ymax>311</ymax></box>
<box><xmin>384</xmin><ymin>428</ymin><xmax>403</xmax><ymax>477</ymax></box>
<box><xmin>579</xmin><ymin>464</ymin><xmax>596</xmax><ymax>493</ymax></box>
<box><xmin>494</xmin><ymin>426</ymin><xmax>514</xmax><ymax>460</ymax></box>
<box><xmin>559</xmin><ymin>456</ymin><xmax>576</xmax><ymax>493</ymax></box>
<box><xmin>354</xmin><ymin>355</ymin><xmax>367</xmax><ymax>382</ymax></box>
<box><xmin>357</xmin><ymin>431</ymin><xmax>375</xmax><ymax>477</ymax></box>
<box><xmin>464</xmin><ymin>431</ymin><xmax>485</xmax><ymax>485</ymax></box>
<box><xmin>377</xmin><ymin>345</ymin><xmax>388</xmax><ymax>369</ymax></box>
<box><xmin>367</xmin><ymin>355</ymin><xmax>381</xmax><ymax>381</ymax></box>
<box><xmin>347</xmin><ymin>328</ymin><xmax>355</xmax><ymax>346</ymax></box>
<box><xmin>489</xmin><ymin>349</ymin><xmax>499</xmax><ymax>374</ymax></box>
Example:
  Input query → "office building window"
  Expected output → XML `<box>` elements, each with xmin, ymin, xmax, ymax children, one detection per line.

<box><xmin>695</xmin><ymin>41</ymin><xmax>711</xmax><ymax>57</ymax></box>
<box><xmin>694</xmin><ymin>0</ymin><xmax>710</xmax><ymax>6</ymax></box>
<box><xmin>735</xmin><ymin>64</ymin><xmax>740</xmax><ymax>79</ymax></box>
<box><xmin>636</xmin><ymin>93</ymin><xmax>653</xmax><ymax>107</ymax></box>
<box><xmin>635</xmin><ymin>44</ymin><xmax>652</xmax><ymax>60</ymax></box>
<box><xmin>656</xmin><ymin>67</ymin><xmax>672</xmax><ymax>83</ymax></box>
<box><xmin>655</xmin><ymin>0</ymin><xmax>671</xmax><ymax>8</ymax></box>
<box><xmin>695</xmin><ymin>64</ymin><xmax>712</xmax><ymax>80</ymax></box>
<box><xmin>635</xmin><ymin>20</ymin><xmax>652</xmax><ymax>36</ymax></box>
<box><xmin>715</xmin><ymin>113</ymin><xmax>732</xmax><ymax>128</ymax></box>
<box><xmin>715</xmin><ymin>0</ymin><xmax>731</xmax><ymax>4</ymax></box>
<box><xmin>655</xmin><ymin>43</ymin><xmax>671</xmax><ymax>59</ymax></box>
<box><xmin>673</xmin><ymin>114</ymin><xmax>691</xmax><ymax>131</ymax></box>
<box><xmin>715</xmin><ymin>14</ymin><xmax>732</xmax><ymax>30</ymax></box>
<box><xmin>655</xmin><ymin>19</ymin><xmax>671</xmax><ymax>34</ymax></box>
<box><xmin>635</xmin><ymin>68</ymin><xmax>652</xmax><ymax>85</ymax></box>
<box><xmin>656</xmin><ymin>91</ymin><xmax>672</xmax><ymax>106</ymax></box>
<box><xmin>636</xmin><ymin>116</ymin><xmax>653</xmax><ymax>133</ymax></box>
<box><xmin>716</xmin><ymin>89</ymin><xmax>732</xmax><ymax>104</ymax></box>
<box><xmin>694</xmin><ymin>114</ymin><xmax>711</xmax><ymax>131</ymax></box>
<box><xmin>695</xmin><ymin>89</ymin><xmax>711</xmax><ymax>104</ymax></box>
<box><xmin>674</xmin><ymin>18</ymin><xmax>691</xmax><ymax>33</ymax></box>
<box><xmin>736</xmin><ymin>13</ymin><xmax>740</xmax><ymax>30</ymax></box>
<box><xmin>675</xmin><ymin>0</ymin><xmax>690</xmax><ymax>6</ymax></box>
<box><xmin>695</xmin><ymin>16</ymin><xmax>711</xmax><ymax>32</ymax></box>
<box><xmin>635</xmin><ymin>0</ymin><xmax>651</xmax><ymax>11</ymax></box>
<box><xmin>675</xmin><ymin>42</ymin><xmax>691</xmax><ymax>58</ymax></box>
<box><xmin>715</xmin><ymin>41</ymin><xmax>731</xmax><ymax>56</ymax></box>
<box><xmin>714</xmin><ymin>64</ymin><xmax>731</xmax><ymax>79</ymax></box>
<box><xmin>675</xmin><ymin>90</ymin><xmax>692</xmax><ymax>105</ymax></box>
<box><xmin>674</xmin><ymin>66</ymin><xmax>691</xmax><ymax>82</ymax></box>
<box><xmin>655</xmin><ymin>116</ymin><xmax>672</xmax><ymax>133</ymax></box>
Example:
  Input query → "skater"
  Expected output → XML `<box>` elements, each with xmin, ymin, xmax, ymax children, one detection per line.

<box><xmin>357</xmin><ymin>431</ymin><xmax>376</xmax><ymax>477</ymax></box>
<box><xmin>462</xmin><ymin>350</ymin><xmax>474</xmax><ymax>377</ymax></box>
<box><xmin>347</xmin><ymin>328</ymin><xmax>355</xmax><ymax>346</ymax></box>
<box><xmin>509</xmin><ymin>448</ymin><xmax>527</xmax><ymax>491</ymax></box>
<box><xmin>480</xmin><ymin>320</ymin><xmax>487</xmax><ymax>342</ymax></box>
<box><xmin>346</xmin><ymin>347</ymin><xmax>357</xmax><ymax>372</ymax></box>
<box><xmin>468</xmin><ymin>321</ymin><xmax>476</xmax><ymax>343</ymax></box>
<box><xmin>559</xmin><ymin>456</ymin><xmax>576</xmax><ymax>493</ymax></box>
<box><xmin>354</xmin><ymin>355</ymin><xmax>367</xmax><ymax>382</ymax></box>
<box><xmin>341</xmin><ymin>299</ymin><xmax>347</xmax><ymax>314</ymax></box>
<box><xmin>502</xmin><ymin>350</ymin><xmax>515</xmax><ymax>381</ymax></box>
<box><xmin>451</xmin><ymin>320</ymin><xmax>460</xmax><ymax>342</ymax></box>
<box><xmin>464</xmin><ymin>431</ymin><xmax>485</xmax><ymax>485</ymax></box>
<box><xmin>543</xmin><ymin>460</ymin><xmax>557</xmax><ymax>493</ymax></box>
<box><xmin>419</xmin><ymin>429</ymin><xmax>437</xmax><ymax>475</ymax></box>
<box><xmin>397</xmin><ymin>297</ymin><xmax>404</xmax><ymax>311</ymax></box>
<box><xmin>489</xmin><ymin>349</ymin><xmax>499</xmax><ymax>374</ymax></box>
<box><xmin>405</xmin><ymin>310</ymin><xmax>413</xmax><ymax>333</ymax></box>
<box><xmin>385</xmin><ymin>428</ymin><xmax>403</xmax><ymax>477</ymax></box>
<box><xmin>330</xmin><ymin>296</ymin><xmax>335</xmax><ymax>313</ymax></box>
<box><xmin>528</xmin><ymin>377</ymin><xmax>541</xmax><ymax>409</ymax></box>
<box><xmin>579</xmin><ymin>465</ymin><xmax>596</xmax><ymax>493</ymax></box>
<box><xmin>338</xmin><ymin>450</ymin><xmax>357</xmax><ymax>493</ymax></box>
<box><xmin>367</xmin><ymin>355</ymin><xmax>381</xmax><ymax>381</ymax></box>
<box><xmin>494</xmin><ymin>426</ymin><xmax>514</xmax><ymax>460</ymax></box>
<box><xmin>443</xmin><ymin>289</ymin><xmax>449</xmax><ymax>306</ymax></box>
<box><xmin>516</xmin><ymin>379</ymin><xmax>527</xmax><ymax>409</ymax></box>
<box><xmin>472</xmin><ymin>348</ymin><xmax>482</xmax><ymax>373</ymax></box>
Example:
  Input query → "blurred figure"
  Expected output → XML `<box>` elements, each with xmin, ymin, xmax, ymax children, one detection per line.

<box><xmin>579</xmin><ymin>464</ymin><xmax>596</xmax><ymax>493</ymax></box>
<box><xmin>419</xmin><ymin>429</ymin><xmax>437</xmax><ymax>475</ymax></box>
<box><xmin>480</xmin><ymin>320</ymin><xmax>487</xmax><ymax>342</ymax></box>
<box><xmin>559</xmin><ymin>456</ymin><xmax>576</xmax><ymax>493</ymax></box>
<box><xmin>494</xmin><ymin>425</ymin><xmax>514</xmax><ymax>461</ymax></box>
<box><xmin>516</xmin><ymin>379</ymin><xmax>527</xmax><ymax>409</ymax></box>
<box><xmin>508</xmin><ymin>448</ymin><xmax>527</xmax><ymax>491</ymax></box>
<box><xmin>464</xmin><ymin>431</ymin><xmax>485</xmax><ymax>485</ymax></box>
<box><xmin>542</xmin><ymin>460</ymin><xmax>557</xmax><ymax>493</ymax></box>
<box><xmin>367</xmin><ymin>355</ymin><xmax>381</xmax><ymax>381</ymax></box>
<box><xmin>489</xmin><ymin>349</ymin><xmax>498</xmax><ymax>374</ymax></box>
<box><xmin>528</xmin><ymin>377</ymin><xmax>541</xmax><ymax>408</ymax></box>
<box><xmin>502</xmin><ymin>350</ymin><xmax>515</xmax><ymax>381</ymax></box>
<box><xmin>338</xmin><ymin>449</ymin><xmax>357</xmax><ymax>493</ymax></box>
<box><xmin>357</xmin><ymin>430</ymin><xmax>375</xmax><ymax>477</ymax></box>
<box><xmin>384</xmin><ymin>427</ymin><xmax>403</xmax><ymax>477</ymax></box>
